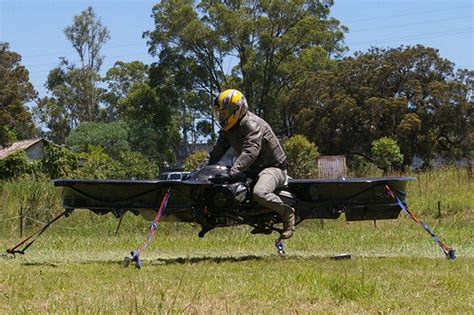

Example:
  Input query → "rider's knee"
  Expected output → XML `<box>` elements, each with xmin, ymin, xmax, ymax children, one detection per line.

<box><xmin>253</xmin><ymin>187</ymin><xmax>271</xmax><ymax>203</ymax></box>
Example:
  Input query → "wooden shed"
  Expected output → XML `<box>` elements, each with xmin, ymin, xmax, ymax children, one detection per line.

<box><xmin>317</xmin><ymin>155</ymin><xmax>347</xmax><ymax>179</ymax></box>
<box><xmin>0</xmin><ymin>138</ymin><xmax>49</xmax><ymax>161</ymax></box>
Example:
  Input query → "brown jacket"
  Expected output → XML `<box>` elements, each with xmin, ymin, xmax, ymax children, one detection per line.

<box><xmin>208</xmin><ymin>111</ymin><xmax>287</xmax><ymax>176</ymax></box>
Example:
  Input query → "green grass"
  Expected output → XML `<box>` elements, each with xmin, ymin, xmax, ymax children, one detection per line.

<box><xmin>0</xmin><ymin>167</ymin><xmax>473</xmax><ymax>313</ymax></box>
<box><xmin>1</xmin><ymin>255</ymin><xmax>472</xmax><ymax>313</ymax></box>
<box><xmin>0</xmin><ymin>218</ymin><xmax>472</xmax><ymax>313</ymax></box>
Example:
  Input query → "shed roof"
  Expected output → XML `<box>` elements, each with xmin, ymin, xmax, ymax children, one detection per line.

<box><xmin>0</xmin><ymin>138</ymin><xmax>45</xmax><ymax>159</ymax></box>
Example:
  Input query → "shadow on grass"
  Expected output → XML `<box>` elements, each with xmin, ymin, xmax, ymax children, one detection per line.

<box><xmin>14</xmin><ymin>254</ymin><xmax>268</xmax><ymax>267</ymax></box>
<box><xmin>151</xmin><ymin>254</ymin><xmax>265</xmax><ymax>265</ymax></box>
<box><xmin>20</xmin><ymin>262</ymin><xmax>59</xmax><ymax>267</ymax></box>
<box><xmin>14</xmin><ymin>253</ymin><xmax>366</xmax><ymax>268</ymax></box>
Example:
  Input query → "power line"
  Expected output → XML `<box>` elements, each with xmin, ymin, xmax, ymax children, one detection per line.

<box><xmin>22</xmin><ymin>15</ymin><xmax>473</xmax><ymax>69</ymax></box>
<box><xmin>22</xmin><ymin>41</ymin><xmax>147</xmax><ymax>58</ymax></box>
<box><xmin>350</xmin><ymin>15</ymin><xmax>473</xmax><ymax>33</ymax></box>
<box><xmin>25</xmin><ymin>52</ymin><xmax>154</xmax><ymax>69</ymax></box>
<box><xmin>347</xmin><ymin>28</ymin><xmax>473</xmax><ymax>46</ymax></box>
<box><xmin>27</xmin><ymin>54</ymin><xmax>155</xmax><ymax>79</ymax></box>
<box><xmin>20</xmin><ymin>5</ymin><xmax>472</xmax><ymax>59</ymax></box>
<box><xmin>340</xmin><ymin>4</ymin><xmax>473</xmax><ymax>23</ymax></box>
<box><xmin>26</xmin><ymin>28</ymin><xmax>472</xmax><ymax>79</ymax></box>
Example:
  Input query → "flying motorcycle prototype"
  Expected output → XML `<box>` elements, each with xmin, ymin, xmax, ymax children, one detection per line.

<box><xmin>5</xmin><ymin>165</ymin><xmax>455</xmax><ymax>267</ymax></box>
<box><xmin>53</xmin><ymin>165</ymin><xmax>414</xmax><ymax>237</ymax></box>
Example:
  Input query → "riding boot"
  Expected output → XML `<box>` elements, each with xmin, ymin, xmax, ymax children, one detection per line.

<box><xmin>278</xmin><ymin>206</ymin><xmax>295</xmax><ymax>239</ymax></box>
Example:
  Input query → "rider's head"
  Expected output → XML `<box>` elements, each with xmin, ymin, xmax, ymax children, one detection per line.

<box><xmin>213</xmin><ymin>89</ymin><xmax>248</xmax><ymax>131</ymax></box>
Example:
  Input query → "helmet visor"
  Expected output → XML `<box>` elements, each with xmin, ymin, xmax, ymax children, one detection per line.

<box><xmin>216</xmin><ymin>108</ymin><xmax>231</xmax><ymax>128</ymax></box>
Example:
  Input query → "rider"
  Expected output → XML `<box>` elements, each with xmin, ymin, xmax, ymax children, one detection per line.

<box><xmin>206</xmin><ymin>89</ymin><xmax>295</xmax><ymax>239</ymax></box>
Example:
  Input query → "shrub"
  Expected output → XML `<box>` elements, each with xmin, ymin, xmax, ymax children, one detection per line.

<box><xmin>371</xmin><ymin>137</ymin><xmax>403</xmax><ymax>175</ymax></box>
<box><xmin>66</xmin><ymin>121</ymin><xmax>130</xmax><ymax>159</ymax></box>
<box><xmin>41</xmin><ymin>142</ymin><xmax>78</xmax><ymax>178</ymax></box>
<box><xmin>347</xmin><ymin>155</ymin><xmax>381</xmax><ymax>178</ymax></box>
<box><xmin>0</xmin><ymin>125</ymin><xmax>17</xmax><ymax>147</ymax></box>
<box><xmin>183</xmin><ymin>151</ymin><xmax>209</xmax><ymax>171</ymax></box>
<box><xmin>112</xmin><ymin>150</ymin><xmax>157</xmax><ymax>179</ymax></box>
<box><xmin>75</xmin><ymin>145</ymin><xmax>156</xmax><ymax>179</ymax></box>
<box><xmin>283</xmin><ymin>134</ymin><xmax>319</xmax><ymax>178</ymax></box>
<box><xmin>74</xmin><ymin>145</ymin><xmax>117</xmax><ymax>179</ymax></box>
<box><xmin>0</xmin><ymin>150</ymin><xmax>31</xmax><ymax>179</ymax></box>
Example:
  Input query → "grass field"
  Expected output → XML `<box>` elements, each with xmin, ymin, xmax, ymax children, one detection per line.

<box><xmin>0</xmin><ymin>168</ymin><xmax>473</xmax><ymax>313</ymax></box>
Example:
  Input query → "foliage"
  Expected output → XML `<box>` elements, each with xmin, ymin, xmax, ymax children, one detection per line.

<box><xmin>66</xmin><ymin>121</ymin><xmax>130</xmax><ymax>159</ymax></box>
<box><xmin>0</xmin><ymin>150</ymin><xmax>31</xmax><ymax>179</ymax></box>
<box><xmin>113</xmin><ymin>150</ymin><xmax>158</xmax><ymax>179</ymax></box>
<box><xmin>145</xmin><ymin>0</ymin><xmax>346</xmax><ymax>138</ymax></box>
<box><xmin>0</xmin><ymin>42</ymin><xmax>37</xmax><ymax>146</ymax></box>
<box><xmin>183</xmin><ymin>150</ymin><xmax>209</xmax><ymax>171</ymax></box>
<box><xmin>35</xmin><ymin>61</ymin><xmax>104</xmax><ymax>144</ymax></box>
<box><xmin>292</xmin><ymin>45</ymin><xmax>473</xmax><ymax>167</ymax></box>
<box><xmin>64</xmin><ymin>6</ymin><xmax>110</xmax><ymax>71</ymax></box>
<box><xmin>40</xmin><ymin>142</ymin><xmax>78</xmax><ymax>179</ymax></box>
<box><xmin>371</xmin><ymin>137</ymin><xmax>403</xmax><ymax>174</ymax></box>
<box><xmin>73</xmin><ymin>145</ymin><xmax>112</xmax><ymax>179</ymax></box>
<box><xmin>121</xmin><ymin>83</ymin><xmax>181</xmax><ymax>167</ymax></box>
<box><xmin>34</xmin><ymin>7</ymin><xmax>110</xmax><ymax>144</ymax></box>
<box><xmin>74</xmin><ymin>145</ymin><xmax>156</xmax><ymax>179</ymax></box>
<box><xmin>102</xmin><ymin>61</ymin><xmax>149</xmax><ymax>121</ymax></box>
<box><xmin>283</xmin><ymin>134</ymin><xmax>319</xmax><ymax>178</ymax></box>
<box><xmin>0</xmin><ymin>168</ymin><xmax>471</xmax><ymax>313</ymax></box>
<box><xmin>0</xmin><ymin>143</ymin><xmax>77</xmax><ymax>180</ymax></box>
<box><xmin>0</xmin><ymin>125</ymin><xmax>17</xmax><ymax>146</ymax></box>
<box><xmin>347</xmin><ymin>155</ymin><xmax>381</xmax><ymax>178</ymax></box>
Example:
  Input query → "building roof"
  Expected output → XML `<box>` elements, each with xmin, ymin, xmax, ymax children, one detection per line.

<box><xmin>0</xmin><ymin>138</ymin><xmax>45</xmax><ymax>159</ymax></box>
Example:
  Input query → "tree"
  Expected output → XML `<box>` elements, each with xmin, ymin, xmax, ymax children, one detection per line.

<box><xmin>0</xmin><ymin>150</ymin><xmax>31</xmax><ymax>179</ymax></box>
<box><xmin>145</xmin><ymin>0</ymin><xmax>346</xmax><ymax>141</ymax></box>
<box><xmin>0</xmin><ymin>42</ymin><xmax>37</xmax><ymax>146</ymax></box>
<box><xmin>74</xmin><ymin>145</ymin><xmax>157</xmax><ymax>179</ymax></box>
<box><xmin>121</xmin><ymin>83</ymin><xmax>181</xmax><ymax>167</ymax></box>
<box><xmin>292</xmin><ymin>45</ymin><xmax>473</xmax><ymax>167</ymax></box>
<box><xmin>371</xmin><ymin>137</ymin><xmax>403</xmax><ymax>175</ymax></box>
<box><xmin>66</xmin><ymin>121</ymin><xmax>131</xmax><ymax>159</ymax></box>
<box><xmin>102</xmin><ymin>60</ymin><xmax>149</xmax><ymax>121</ymax></box>
<box><xmin>64</xmin><ymin>6</ymin><xmax>110</xmax><ymax>71</ymax></box>
<box><xmin>34</xmin><ymin>7</ymin><xmax>110</xmax><ymax>143</ymax></box>
<box><xmin>183</xmin><ymin>150</ymin><xmax>208</xmax><ymax>171</ymax></box>
<box><xmin>40</xmin><ymin>142</ymin><xmax>78</xmax><ymax>179</ymax></box>
<box><xmin>283</xmin><ymin>134</ymin><xmax>319</xmax><ymax>178</ymax></box>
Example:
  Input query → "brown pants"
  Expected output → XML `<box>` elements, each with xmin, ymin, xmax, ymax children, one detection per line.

<box><xmin>252</xmin><ymin>167</ymin><xmax>292</xmax><ymax>214</ymax></box>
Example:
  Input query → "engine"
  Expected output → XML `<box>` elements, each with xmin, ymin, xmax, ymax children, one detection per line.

<box><xmin>206</xmin><ymin>182</ymin><xmax>249</xmax><ymax>213</ymax></box>
<box><xmin>189</xmin><ymin>165</ymin><xmax>295</xmax><ymax>217</ymax></box>
<box><xmin>189</xmin><ymin>165</ymin><xmax>250</xmax><ymax>214</ymax></box>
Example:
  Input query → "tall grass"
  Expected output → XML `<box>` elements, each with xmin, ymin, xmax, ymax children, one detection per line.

<box><xmin>1</xmin><ymin>167</ymin><xmax>472</xmax><ymax>237</ymax></box>
<box><xmin>0</xmin><ymin>168</ymin><xmax>472</xmax><ymax>313</ymax></box>
<box><xmin>407</xmin><ymin>167</ymin><xmax>473</xmax><ymax>217</ymax></box>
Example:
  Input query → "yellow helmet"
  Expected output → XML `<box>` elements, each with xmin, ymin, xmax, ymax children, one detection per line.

<box><xmin>213</xmin><ymin>89</ymin><xmax>248</xmax><ymax>131</ymax></box>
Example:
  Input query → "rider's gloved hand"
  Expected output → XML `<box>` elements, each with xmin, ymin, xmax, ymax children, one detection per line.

<box><xmin>210</xmin><ymin>169</ymin><xmax>247</xmax><ymax>184</ymax></box>
<box><xmin>209</xmin><ymin>172</ymin><xmax>233</xmax><ymax>184</ymax></box>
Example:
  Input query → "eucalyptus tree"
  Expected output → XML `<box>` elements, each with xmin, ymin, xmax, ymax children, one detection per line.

<box><xmin>292</xmin><ymin>45</ymin><xmax>473</xmax><ymax>167</ymax></box>
<box><xmin>145</xmin><ymin>0</ymin><xmax>346</xmax><ymax>139</ymax></box>
<box><xmin>102</xmin><ymin>60</ymin><xmax>149</xmax><ymax>121</ymax></box>
<box><xmin>0</xmin><ymin>42</ymin><xmax>37</xmax><ymax>146</ymax></box>
<box><xmin>35</xmin><ymin>7</ymin><xmax>110</xmax><ymax>143</ymax></box>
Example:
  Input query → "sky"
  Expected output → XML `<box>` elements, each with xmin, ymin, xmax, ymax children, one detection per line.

<box><xmin>0</xmin><ymin>0</ymin><xmax>472</xmax><ymax>100</ymax></box>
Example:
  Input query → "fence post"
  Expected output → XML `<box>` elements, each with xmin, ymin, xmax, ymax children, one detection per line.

<box><xmin>438</xmin><ymin>201</ymin><xmax>441</xmax><ymax>223</ymax></box>
<box><xmin>19</xmin><ymin>206</ymin><xmax>24</xmax><ymax>237</ymax></box>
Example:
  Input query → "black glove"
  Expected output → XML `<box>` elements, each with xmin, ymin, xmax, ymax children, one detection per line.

<box><xmin>209</xmin><ymin>172</ymin><xmax>232</xmax><ymax>184</ymax></box>
<box><xmin>210</xmin><ymin>171</ymin><xmax>247</xmax><ymax>184</ymax></box>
